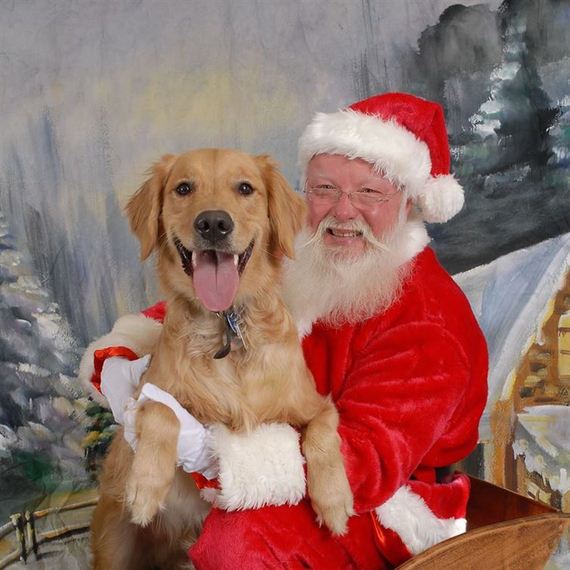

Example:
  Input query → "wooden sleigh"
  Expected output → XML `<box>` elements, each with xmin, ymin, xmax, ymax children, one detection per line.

<box><xmin>398</xmin><ymin>475</ymin><xmax>570</xmax><ymax>569</ymax></box>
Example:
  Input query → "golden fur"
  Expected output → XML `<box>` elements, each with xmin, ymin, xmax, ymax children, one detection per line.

<box><xmin>91</xmin><ymin>149</ymin><xmax>353</xmax><ymax>570</ymax></box>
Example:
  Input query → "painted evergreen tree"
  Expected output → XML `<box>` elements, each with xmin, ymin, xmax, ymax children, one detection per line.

<box><xmin>426</xmin><ymin>0</ymin><xmax>569</xmax><ymax>273</ymax></box>
<box><xmin>0</xmin><ymin>210</ymin><xmax>99</xmax><ymax>522</ymax></box>
<box><xmin>464</xmin><ymin>0</ymin><xmax>560</xmax><ymax>176</ymax></box>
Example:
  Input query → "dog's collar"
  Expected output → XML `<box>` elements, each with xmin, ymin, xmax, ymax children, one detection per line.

<box><xmin>213</xmin><ymin>307</ymin><xmax>247</xmax><ymax>359</ymax></box>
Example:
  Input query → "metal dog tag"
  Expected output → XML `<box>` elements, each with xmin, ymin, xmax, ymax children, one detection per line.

<box><xmin>226</xmin><ymin>310</ymin><xmax>247</xmax><ymax>350</ymax></box>
<box><xmin>213</xmin><ymin>309</ymin><xmax>247</xmax><ymax>359</ymax></box>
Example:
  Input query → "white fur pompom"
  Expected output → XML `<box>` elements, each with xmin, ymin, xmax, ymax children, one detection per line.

<box><xmin>416</xmin><ymin>175</ymin><xmax>464</xmax><ymax>223</ymax></box>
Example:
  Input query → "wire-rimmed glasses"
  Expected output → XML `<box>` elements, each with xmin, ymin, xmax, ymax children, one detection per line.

<box><xmin>304</xmin><ymin>184</ymin><xmax>402</xmax><ymax>209</ymax></box>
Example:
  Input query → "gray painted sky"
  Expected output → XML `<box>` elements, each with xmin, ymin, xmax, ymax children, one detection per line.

<box><xmin>0</xmin><ymin>0</ymin><xmax>533</xmax><ymax>343</ymax></box>
<box><xmin>1</xmin><ymin>0</ymin><xmax>503</xmax><ymax>180</ymax></box>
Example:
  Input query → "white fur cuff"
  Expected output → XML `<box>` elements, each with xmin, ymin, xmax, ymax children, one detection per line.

<box><xmin>204</xmin><ymin>423</ymin><xmax>306</xmax><ymax>510</ymax></box>
<box><xmin>376</xmin><ymin>486</ymin><xmax>466</xmax><ymax>555</ymax></box>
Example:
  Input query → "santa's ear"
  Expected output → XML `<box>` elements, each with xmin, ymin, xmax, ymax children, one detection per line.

<box><xmin>256</xmin><ymin>154</ymin><xmax>306</xmax><ymax>259</ymax></box>
<box><xmin>125</xmin><ymin>154</ymin><xmax>176</xmax><ymax>260</ymax></box>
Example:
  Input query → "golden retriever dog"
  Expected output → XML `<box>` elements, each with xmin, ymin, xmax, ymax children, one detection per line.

<box><xmin>91</xmin><ymin>149</ymin><xmax>353</xmax><ymax>570</ymax></box>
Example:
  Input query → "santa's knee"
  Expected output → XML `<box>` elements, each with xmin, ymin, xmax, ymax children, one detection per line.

<box><xmin>189</xmin><ymin>507</ymin><xmax>284</xmax><ymax>569</ymax></box>
<box><xmin>189</xmin><ymin>502</ymin><xmax>336</xmax><ymax>569</ymax></box>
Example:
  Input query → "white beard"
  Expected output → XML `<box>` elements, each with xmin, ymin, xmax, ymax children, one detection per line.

<box><xmin>282</xmin><ymin>215</ymin><xmax>430</xmax><ymax>336</ymax></box>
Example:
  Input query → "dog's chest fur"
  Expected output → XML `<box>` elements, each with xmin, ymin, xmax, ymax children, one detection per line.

<box><xmin>150</xmin><ymin>296</ymin><xmax>299</xmax><ymax>431</ymax></box>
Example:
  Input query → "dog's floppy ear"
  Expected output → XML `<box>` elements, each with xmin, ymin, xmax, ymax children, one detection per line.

<box><xmin>256</xmin><ymin>155</ymin><xmax>306</xmax><ymax>260</ymax></box>
<box><xmin>125</xmin><ymin>154</ymin><xmax>176</xmax><ymax>260</ymax></box>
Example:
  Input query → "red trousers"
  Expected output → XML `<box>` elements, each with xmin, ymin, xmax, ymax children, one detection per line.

<box><xmin>189</xmin><ymin>499</ymin><xmax>393</xmax><ymax>569</ymax></box>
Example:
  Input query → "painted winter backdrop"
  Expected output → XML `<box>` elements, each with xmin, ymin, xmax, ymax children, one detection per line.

<box><xmin>0</xmin><ymin>0</ymin><xmax>568</xmax><ymax>566</ymax></box>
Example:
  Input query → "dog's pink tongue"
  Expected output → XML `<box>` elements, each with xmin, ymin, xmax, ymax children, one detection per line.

<box><xmin>193</xmin><ymin>251</ymin><xmax>239</xmax><ymax>312</ymax></box>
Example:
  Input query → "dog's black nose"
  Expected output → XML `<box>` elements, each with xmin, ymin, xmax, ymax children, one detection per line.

<box><xmin>194</xmin><ymin>210</ymin><xmax>234</xmax><ymax>242</ymax></box>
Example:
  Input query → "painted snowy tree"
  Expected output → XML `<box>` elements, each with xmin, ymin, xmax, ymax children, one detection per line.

<box><xmin>0</xmin><ymin>211</ymin><xmax>95</xmax><ymax>522</ymax></box>
<box><xmin>467</xmin><ymin>0</ymin><xmax>560</xmax><ymax>173</ymax></box>
<box><xmin>421</xmin><ymin>0</ymin><xmax>570</xmax><ymax>272</ymax></box>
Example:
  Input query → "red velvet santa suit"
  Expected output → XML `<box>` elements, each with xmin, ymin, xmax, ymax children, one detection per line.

<box><xmin>81</xmin><ymin>93</ymin><xmax>488</xmax><ymax>568</ymax></box>
<box><xmin>189</xmin><ymin>246</ymin><xmax>487</xmax><ymax>569</ymax></box>
<box><xmin>93</xmin><ymin>246</ymin><xmax>486</xmax><ymax>569</ymax></box>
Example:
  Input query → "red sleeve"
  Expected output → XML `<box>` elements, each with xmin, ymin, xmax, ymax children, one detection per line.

<box><xmin>336</xmin><ymin>322</ymin><xmax>475</xmax><ymax>513</ymax></box>
<box><xmin>142</xmin><ymin>301</ymin><xmax>167</xmax><ymax>321</ymax></box>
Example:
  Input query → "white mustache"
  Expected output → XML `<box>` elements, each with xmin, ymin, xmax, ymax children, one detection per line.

<box><xmin>301</xmin><ymin>217</ymin><xmax>390</xmax><ymax>252</ymax></box>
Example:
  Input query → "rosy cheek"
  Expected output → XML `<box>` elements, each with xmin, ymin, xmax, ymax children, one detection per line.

<box><xmin>366</xmin><ymin>206</ymin><xmax>398</xmax><ymax>237</ymax></box>
<box><xmin>307</xmin><ymin>201</ymin><xmax>328</xmax><ymax>231</ymax></box>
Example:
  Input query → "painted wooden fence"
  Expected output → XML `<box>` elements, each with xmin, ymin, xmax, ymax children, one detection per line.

<box><xmin>0</xmin><ymin>499</ymin><xmax>96</xmax><ymax>568</ymax></box>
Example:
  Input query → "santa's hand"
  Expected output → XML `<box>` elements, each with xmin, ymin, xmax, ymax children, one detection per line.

<box><xmin>122</xmin><ymin>382</ymin><xmax>218</xmax><ymax>480</ymax></box>
<box><xmin>100</xmin><ymin>355</ymin><xmax>150</xmax><ymax>425</ymax></box>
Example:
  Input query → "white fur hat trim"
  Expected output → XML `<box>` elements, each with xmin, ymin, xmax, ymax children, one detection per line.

<box><xmin>298</xmin><ymin>109</ymin><xmax>464</xmax><ymax>223</ymax></box>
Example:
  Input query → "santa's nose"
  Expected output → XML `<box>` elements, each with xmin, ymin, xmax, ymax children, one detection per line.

<box><xmin>331</xmin><ymin>192</ymin><xmax>359</xmax><ymax>221</ymax></box>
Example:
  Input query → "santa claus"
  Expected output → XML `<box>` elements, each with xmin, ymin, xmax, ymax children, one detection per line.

<box><xmin>80</xmin><ymin>92</ymin><xmax>488</xmax><ymax>569</ymax></box>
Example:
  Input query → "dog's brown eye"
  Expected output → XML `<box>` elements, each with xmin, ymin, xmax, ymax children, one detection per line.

<box><xmin>175</xmin><ymin>182</ymin><xmax>194</xmax><ymax>196</ymax></box>
<box><xmin>237</xmin><ymin>182</ymin><xmax>254</xmax><ymax>196</ymax></box>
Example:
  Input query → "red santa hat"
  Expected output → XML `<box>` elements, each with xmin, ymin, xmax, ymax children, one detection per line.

<box><xmin>298</xmin><ymin>92</ymin><xmax>464</xmax><ymax>223</ymax></box>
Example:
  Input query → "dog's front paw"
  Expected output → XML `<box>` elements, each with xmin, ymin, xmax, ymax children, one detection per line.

<box><xmin>308</xmin><ymin>466</ymin><xmax>354</xmax><ymax>536</ymax></box>
<box><xmin>126</xmin><ymin>471</ymin><xmax>170</xmax><ymax>527</ymax></box>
